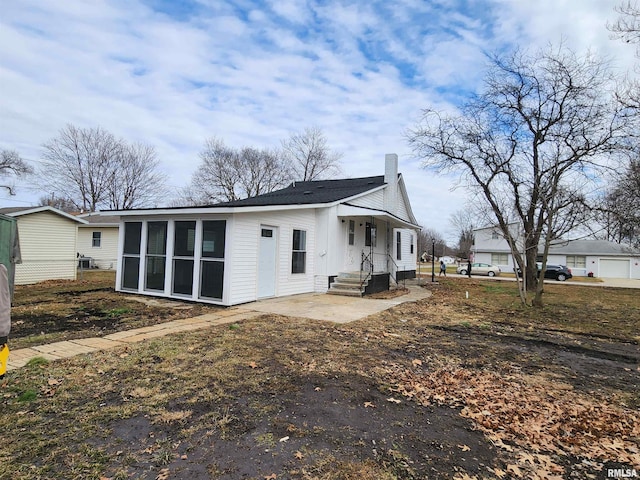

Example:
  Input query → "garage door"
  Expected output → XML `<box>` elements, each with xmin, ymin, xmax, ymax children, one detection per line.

<box><xmin>599</xmin><ymin>259</ymin><xmax>630</xmax><ymax>278</ymax></box>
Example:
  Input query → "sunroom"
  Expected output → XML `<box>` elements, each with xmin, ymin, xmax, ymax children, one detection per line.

<box><xmin>118</xmin><ymin>218</ymin><xmax>227</xmax><ymax>303</ymax></box>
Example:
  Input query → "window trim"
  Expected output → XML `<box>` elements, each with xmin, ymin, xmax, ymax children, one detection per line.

<box><xmin>92</xmin><ymin>231</ymin><xmax>101</xmax><ymax>248</ymax></box>
<box><xmin>365</xmin><ymin>222</ymin><xmax>377</xmax><ymax>247</ymax></box>
<box><xmin>121</xmin><ymin>222</ymin><xmax>143</xmax><ymax>291</ymax></box>
<box><xmin>291</xmin><ymin>229</ymin><xmax>307</xmax><ymax>274</ymax></box>
<box><xmin>491</xmin><ymin>253</ymin><xmax>509</xmax><ymax>265</ymax></box>
<box><xmin>145</xmin><ymin>221</ymin><xmax>168</xmax><ymax>292</ymax></box>
<box><xmin>396</xmin><ymin>231</ymin><xmax>402</xmax><ymax>260</ymax></box>
<box><xmin>348</xmin><ymin>220</ymin><xmax>355</xmax><ymax>246</ymax></box>
<box><xmin>566</xmin><ymin>255</ymin><xmax>586</xmax><ymax>268</ymax></box>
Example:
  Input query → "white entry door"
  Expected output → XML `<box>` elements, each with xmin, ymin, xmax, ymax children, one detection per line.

<box><xmin>258</xmin><ymin>227</ymin><xmax>277</xmax><ymax>298</ymax></box>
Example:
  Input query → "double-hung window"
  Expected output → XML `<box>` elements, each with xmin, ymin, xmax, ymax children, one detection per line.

<box><xmin>292</xmin><ymin>229</ymin><xmax>306</xmax><ymax>274</ymax></box>
<box><xmin>92</xmin><ymin>231</ymin><xmax>101</xmax><ymax>247</ymax></box>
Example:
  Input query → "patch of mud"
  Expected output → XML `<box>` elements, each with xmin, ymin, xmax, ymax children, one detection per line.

<box><xmin>99</xmin><ymin>374</ymin><xmax>501</xmax><ymax>479</ymax></box>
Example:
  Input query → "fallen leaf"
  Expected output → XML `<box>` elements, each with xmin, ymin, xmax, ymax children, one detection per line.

<box><xmin>249</xmin><ymin>361</ymin><xmax>258</xmax><ymax>369</ymax></box>
<box><xmin>491</xmin><ymin>468</ymin><xmax>507</xmax><ymax>479</ymax></box>
<box><xmin>48</xmin><ymin>378</ymin><xmax>60</xmax><ymax>386</ymax></box>
<box><xmin>181</xmin><ymin>454</ymin><xmax>188</xmax><ymax>460</ymax></box>
<box><xmin>119</xmin><ymin>353</ymin><xmax>129</xmax><ymax>358</ymax></box>
<box><xmin>279</xmin><ymin>436</ymin><xmax>289</xmax><ymax>442</ymax></box>
<box><xmin>314</xmin><ymin>387</ymin><xmax>321</xmax><ymax>391</ymax></box>
<box><xmin>412</xmin><ymin>359</ymin><xmax>423</xmax><ymax>367</ymax></box>
<box><xmin>506</xmin><ymin>464</ymin><xmax>523</xmax><ymax>477</ymax></box>
<box><xmin>155</xmin><ymin>468</ymin><xmax>170</xmax><ymax>480</ymax></box>
<box><xmin>294</xmin><ymin>451</ymin><xmax>304</xmax><ymax>459</ymax></box>
<box><xmin>264</xmin><ymin>474</ymin><xmax>277</xmax><ymax>480</ymax></box>
<box><xmin>386</xmin><ymin>397</ymin><xmax>402</xmax><ymax>404</ymax></box>
<box><xmin>364</xmin><ymin>401</ymin><xmax>376</xmax><ymax>408</ymax></box>
<box><xmin>457</xmin><ymin>444</ymin><xmax>471</xmax><ymax>451</ymax></box>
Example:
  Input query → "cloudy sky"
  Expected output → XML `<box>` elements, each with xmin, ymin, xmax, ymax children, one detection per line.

<box><xmin>0</xmin><ymin>0</ymin><xmax>636</xmax><ymax>240</ymax></box>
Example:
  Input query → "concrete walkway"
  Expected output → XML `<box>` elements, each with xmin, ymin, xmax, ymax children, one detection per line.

<box><xmin>6</xmin><ymin>283</ymin><xmax>430</xmax><ymax>372</ymax></box>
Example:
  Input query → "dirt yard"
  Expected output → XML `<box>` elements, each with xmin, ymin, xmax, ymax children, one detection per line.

<box><xmin>1</xmin><ymin>273</ymin><xmax>638</xmax><ymax>479</ymax></box>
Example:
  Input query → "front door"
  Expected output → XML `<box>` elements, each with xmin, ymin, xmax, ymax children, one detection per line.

<box><xmin>258</xmin><ymin>226</ymin><xmax>277</xmax><ymax>298</ymax></box>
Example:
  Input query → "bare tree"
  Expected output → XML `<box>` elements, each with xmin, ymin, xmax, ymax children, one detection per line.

<box><xmin>281</xmin><ymin>127</ymin><xmax>342</xmax><ymax>181</ymax></box>
<box><xmin>40</xmin><ymin>125</ymin><xmax>119</xmax><ymax>211</ymax></box>
<box><xmin>40</xmin><ymin>125</ymin><xmax>166</xmax><ymax>211</ymax></box>
<box><xmin>609</xmin><ymin>2</ymin><xmax>640</xmax><ymax>109</ymax></box>
<box><xmin>416</xmin><ymin>226</ymin><xmax>447</xmax><ymax>260</ymax></box>
<box><xmin>449</xmin><ymin>209</ymin><xmax>475</xmax><ymax>258</ymax></box>
<box><xmin>184</xmin><ymin>138</ymin><xmax>289</xmax><ymax>205</ymax></box>
<box><xmin>609</xmin><ymin>1</ymin><xmax>640</xmax><ymax>58</ymax></box>
<box><xmin>408</xmin><ymin>45</ymin><xmax>627</xmax><ymax>307</ymax></box>
<box><xmin>0</xmin><ymin>149</ymin><xmax>33</xmax><ymax>194</ymax></box>
<box><xmin>237</xmin><ymin>146</ymin><xmax>289</xmax><ymax>198</ymax></box>
<box><xmin>106</xmin><ymin>142</ymin><xmax>166</xmax><ymax>210</ymax></box>
<box><xmin>593</xmin><ymin>157</ymin><xmax>640</xmax><ymax>246</ymax></box>
<box><xmin>38</xmin><ymin>194</ymin><xmax>76</xmax><ymax>212</ymax></box>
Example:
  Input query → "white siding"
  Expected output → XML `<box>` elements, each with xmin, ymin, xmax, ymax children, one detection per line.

<box><xmin>15</xmin><ymin>212</ymin><xmax>79</xmax><ymax>284</ymax></box>
<box><xmin>349</xmin><ymin>189</ymin><xmax>384</xmax><ymax>210</ymax></box>
<box><xmin>396</xmin><ymin>198</ymin><xmax>410</xmax><ymax>223</ymax></box>
<box><xmin>393</xmin><ymin>228</ymin><xmax>417</xmax><ymax>274</ymax></box>
<box><xmin>227</xmin><ymin>209</ymin><xmax>316</xmax><ymax>305</ymax></box>
<box><xmin>77</xmin><ymin>226</ymin><xmax>119</xmax><ymax>269</ymax></box>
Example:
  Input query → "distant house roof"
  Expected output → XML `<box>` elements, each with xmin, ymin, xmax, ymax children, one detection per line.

<box><xmin>548</xmin><ymin>239</ymin><xmax>640</xmax><ymax>256</ymax></box>
<box><xmin>77</xmin><ymin>212</ymin><xmax>120</xmax><ymax>226</ymax></box>
<box><xmin>211</xmin><ymin>176</ymin><xmax>386</xmax><ymax>207</ymax></box>
<box><xmin>0</xmin><ymin>206</ymin><xmax>87</xmax><ymax>224</ymax></box>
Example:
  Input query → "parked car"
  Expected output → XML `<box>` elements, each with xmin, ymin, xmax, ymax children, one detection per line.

<box><xmin>542</xmin><ymin>264</ymin><xmax>573</xmax><ymax>281</ymax></box>
<box><xmin>456</xmin><ymin>262</ymin><xmax>501</xmax><ymax>277</ymax></box>
<box><xmin>515</xmin><ymin>263</ymin><xmax>573</xmax><ymax>281</ymax></box>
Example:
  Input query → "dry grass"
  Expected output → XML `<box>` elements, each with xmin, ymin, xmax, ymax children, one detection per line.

<box><xmin>1</xmin><ymin>276</ymin><xmax>638</xmax><ymax>479</ymax></box>
<box><xmin>11</xmin><ymin>270</ymin><xmax>221</xmax><ymax>349</ymax></box>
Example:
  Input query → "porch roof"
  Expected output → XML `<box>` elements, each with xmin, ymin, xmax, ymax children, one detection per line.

<box><xmin>337</xmin><ymin>204</ymin><xmax>420</xmax><ymax>229</ymax></box>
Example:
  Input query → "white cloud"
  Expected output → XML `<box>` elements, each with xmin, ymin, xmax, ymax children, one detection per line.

<box><xmin>0</xmin><ymin>0</ymin><xmax>636</xmax><ymax>238</ymax></box>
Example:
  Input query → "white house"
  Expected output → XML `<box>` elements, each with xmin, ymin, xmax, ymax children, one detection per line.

<box><xmin>0</xmin><ymin>206</ymin><xmax>87</xmax><ymax>284</ymax></box>
<box><xmin>473</xmin><ymin>225</ymin><xmax>640</xmax><ymax>279</ymax></box>
<box><xmin>77</xmin><ymin>212</ymin><xmax>120</xmax><ymax>270</ymax></box>
<box><xmin>109</xmin><ymin>154</ymin><xmax>420</xmax><ymax>306</ymax></box>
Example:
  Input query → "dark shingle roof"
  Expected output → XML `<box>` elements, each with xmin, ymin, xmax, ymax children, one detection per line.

<box><xmin>0</xmin><ymin>207</ymin><xmax>30</xmax><ymax>215</ymax></box>
<box><xmin>212</xmin><ymin>176</ymin><xmax>385</xmax><ymax>207</ymax></box>
<box><xmin>78</xmin><ymin>213</ymin><xmax>121</xmax><ymax>225</ymax></box>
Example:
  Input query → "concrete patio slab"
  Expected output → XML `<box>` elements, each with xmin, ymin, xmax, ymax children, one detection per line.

<box><xmin>247</xmin><ymin>284</ymin><xmax>430</xmax><ymax>323</ymax></box>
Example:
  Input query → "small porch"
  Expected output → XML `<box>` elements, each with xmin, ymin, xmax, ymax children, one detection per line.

<box><xmin>327</xmin><ymin>210</ymin><xmax>418</xmax><ymax>297</ymax></box>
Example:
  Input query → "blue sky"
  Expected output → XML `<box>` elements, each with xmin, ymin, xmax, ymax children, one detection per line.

<box><xmin>0</xmin><ymin>0</ymin><xmax>636</xmax><ymax>240</ymax></box>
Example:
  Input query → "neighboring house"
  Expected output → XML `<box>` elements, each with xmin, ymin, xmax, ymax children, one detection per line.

<box><xmin>473</xmin><ymin>225</ymin><xmax>640</xmax><ymax>279</ymax></box>
<box><xmin>109</xmin><ymin>154</ymin><xmax>420</xmax><ymax>306</ymax></box>
<box><xmin>77</xmin><ymin>212</ymin><xmax>120</xmax><ymax>270</ymax></box>
<box><xmin>0</xmin><ymin>213</ymin><xmax>21</xmax><ymax>296</ymax></box>
<box><xmin>0</xmin><ymin>206</ymin><xmax>87</xmax><ymax>284</ymax></box>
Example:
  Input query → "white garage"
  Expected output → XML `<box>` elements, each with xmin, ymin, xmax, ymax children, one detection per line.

<box><xmin>599</xmin><ymin>259</ymin><xmax>631</xmax><ymax>278</ymax></box>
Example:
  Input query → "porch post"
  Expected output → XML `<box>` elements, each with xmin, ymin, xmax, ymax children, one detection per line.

<box><xmin>431</xmin><ymin>238</ymin><xmax>435</xmax><ymax>283</ymax></box>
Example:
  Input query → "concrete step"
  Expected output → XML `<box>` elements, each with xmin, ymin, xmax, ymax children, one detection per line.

<box><xmin>335</xmin><ymin>271</ymin><xmax>364</xmax><ymax>280</ymax></box>
<box><xmin>333</xmin><ymin>276</ymin><xmax>365</xmax><ymax>285</ymax></box>
<box><xmin>331</xmin><ymin>281</ymin><xmax>364</xmax><ymax>291</ymax></box>
<box><xmin>327</xmin><ymin>287</ymin><xmax>363</xmax><ymax>297</ymax></box>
